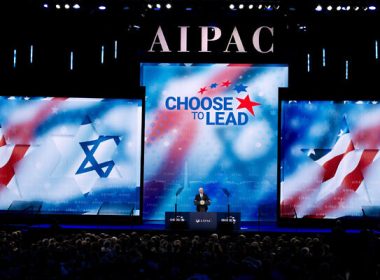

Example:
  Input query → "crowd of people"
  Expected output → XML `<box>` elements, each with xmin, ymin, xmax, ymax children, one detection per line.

<box><xmin>1</xmin><ymin>225</ymin><xmax>380</xmax><ymax>279</ymax></box>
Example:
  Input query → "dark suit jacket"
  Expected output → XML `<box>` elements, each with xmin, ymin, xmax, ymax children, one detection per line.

<box><xmin>194</xmin><ymin>194</ymin><xmax>210</xmax><ymax>212</ymax></box>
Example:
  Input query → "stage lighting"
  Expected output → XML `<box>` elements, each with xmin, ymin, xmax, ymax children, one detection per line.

<box><xmin>322</xmin><ymin>48</ymin><xmax>326</xmax><ymax>67</ymax></box>
<box><xmin>100</xmin><ymin>46</ymin><xmax>104</xmax><ymax>64</ymax></box>
<box><xmin>369</xmin><ymin>5</ymin><xmax>376</xmax><ymax>11</ymax></box>
<box><xmin>70</xmin><ymin>51</ymin><xmax>74</xmax><ymax>71</ymax></box>
<box><xmin>147</xmin><ymin>3</ymin><xmax>153</xmax><ymax>9</ymax></box>
<box><xmin>56</xmin><ymin>4</ymin><xmax>61</xmax><ymax>9</ymax></box>
<box><xmin>43</xmin><ymin>3</ymin><xmax>48</xmax><ymax>8</ymax></box>
<box><xmin>156</xmin><ymin>3</ymin><xmax>161</xmax><ymax>9</ymax></box>
<box><xmin>166</xmin><ymin>3</ymin><xmax>172</xmax><ymax>9</ymax></box>
<box><xmin>98</xmin><ymin>5</ymin><xmax>106</xmax><ymax>10</ymax></box>
<box><xmin>229</xmin><ymin>4</ymin><xmax>235</xmax><ymax>10</ymax></box>
<box><xmin>354</xmin><ymin>6</ymin><xmax>359</xmax><ymax>11</ymax></box>
<box><xmin>315</xmin><ymin>5</ymin><xmax>322</xmax><ymax>11</ymax></box>
<box><xmin>298</xmin><ymin>25</ymin><xmax>307</xmax><ymax>31</ymax></box>
<box><xmin>64</xmin><ymin>4</ymin><xmax>70</xmax><ymax>9</ymax></box>
<box><xmin>239</xmin><ymin>4</ymin><xmax>244</xmax><ymax>9</ymax></box>
<box><xmin>30</xmin><ymin>45</ymin><xmax>33</xmax><ymax>64</ymax></box>
<box><xmin>248</xmin><ymin>4</ymin><xmax>253</xmax><ymax>9</ymax></box>
<box><xmin>13</xmin><ymin>49</ymin><xmax>16</xmax><ymax>69</ymax></box>
<box><xmin>114</xmin><ymin>40</ymin><xmax>118</xmax><ymax>59</ymax></box>
<box><xmin>258</xmin><ymin>4</ymin><xmax>263</xmax><ymax>9</ymax></box>
<box><xmin>327</xmin><ymin>5</ymin><xmax>332</xmax><ymax>11</ymax></box>
<box><xmin>73</xmin><ymin>4</ymin><xmax>80</xmax><ymax>9</ymax></box>
<box><xmin>336</xmin><ymin>6</ymin><xmax>341</xmax><ymax>11</ymax></box>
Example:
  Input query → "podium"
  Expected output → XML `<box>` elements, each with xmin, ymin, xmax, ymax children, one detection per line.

<box><xmin>194</xmin><ymin>200</ymin><xmax>210</xmax><ymax>212</ymax></box>
<box><xmin>189</xmin><ymin>212</ymin><xmax>217</xmax><ymax>230</ymax></box>
<box><xmin>165</xmin><ymin>212</ymin><xmax>241</xmax><ymax>231</ymax></box>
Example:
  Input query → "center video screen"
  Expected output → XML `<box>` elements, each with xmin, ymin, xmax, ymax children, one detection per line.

<box><xmin>0</xmin><ymin>96</ymin><xmax>142</xmax><ymax>216</ymax></box>
<box><xmin>141</xmin><ymin>63</ymin><xmax>288</xmax><ymax>221</ymax></box>
<box><xmin>280</xmin><ymin>100</ymin><xmax>380</xmax><ymax>219</ymax></box>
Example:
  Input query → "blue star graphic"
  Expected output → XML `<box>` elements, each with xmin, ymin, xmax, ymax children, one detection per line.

<box><xmin>76</xmin><ymin>136</ymin><xmax>121</xmax><ymax>178</ymax></box>
<box><xmin>234</xmin><ymin>84</ymin><xmax>248</xmax><ymax>93</ymax></box>
<box><xmin>210</xmin><ymin>83</ymin><xmax>218</xmax><ymax>89</ymax></box>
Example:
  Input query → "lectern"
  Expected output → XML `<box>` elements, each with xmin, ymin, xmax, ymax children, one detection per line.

<box><xmin>194</xmin><ymin>199</ymin><xmax>210</xmax><ymax>212</ymax></box>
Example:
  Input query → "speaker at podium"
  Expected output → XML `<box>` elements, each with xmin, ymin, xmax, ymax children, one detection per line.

<box><xmin>8</xmin><ymin>201</ymin><xmax>43</xmax><ymax>214</ymax></box>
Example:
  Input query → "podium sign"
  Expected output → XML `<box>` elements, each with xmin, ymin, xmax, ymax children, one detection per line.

<box><xmin>189</xmin><ymin>212</ymin><xmax>217</xmax><ymax>230</ymax></box>
<box><xmin>165</xmin><ymin>212</ymin><xmax>241</xmax><ymax>230</ymax></box>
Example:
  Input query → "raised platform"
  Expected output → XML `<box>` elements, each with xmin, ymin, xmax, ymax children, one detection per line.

<box><xmin>3</xmin><ymin>220</ymin><xmax>379</xmax><ymax>235</ymax></box>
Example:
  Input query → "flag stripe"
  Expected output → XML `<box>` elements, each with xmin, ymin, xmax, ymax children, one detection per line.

<box><xmin>316</xmin><ymin>133</ymin><xmax>351</xmax><ymax>165</ymax></box>
<box><xmin>306</xmin><ymin>149</ymin><xmax>378</xmax><ymax>217</ymax></box>
<box><xmin>0</xmin><ymin>136</ymin><xmax>5</xmax><ymax>147</ymax></box>
<box><xmin>0</xmin><ymin>97</ymin><xmax>68</xmax><ymax>191</ymax></box>
<box><xmin>4</xmin><ymin>97</ymin><xmax>67</xmax><ymax>144</ymax></box>
<box><xmin>321</xmin><ymin>140</ymin><xmax>355</xmax><ymax>182</ymax></box>
<box><xmin>281</xmin><ymin>179</ymin><xmax>322</xmax><ymax>215</ymax></box>
<box><xmin>0</xmin><ymin>145</ymin><xmax>29</xmax><ymax>188</ymax></box>
<box><xmin>282</xmin><ymin>138</ymin><xmax>355</xmax><ymax>213</ymax></box>
<box><xmin>353</xmin><ymin>124</ymin><xmax>380</xmax><ymax>148</ymax></box>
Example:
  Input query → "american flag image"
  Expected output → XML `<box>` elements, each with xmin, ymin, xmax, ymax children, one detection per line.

<box><xmin>281</xmin><ymin>101</ymin><xmax>380</xmax><ymax>219</ymax></box>
<box><xmin>0</xmin><ymin>97</ymin><xmax>67</xmax><ymax>196</ymax></box>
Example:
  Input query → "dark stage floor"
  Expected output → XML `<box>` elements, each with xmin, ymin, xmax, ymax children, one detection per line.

<box><xmin>3</xmin><ymin>220</ymin><xmax>377</xmax><ymax>235</ymax></box>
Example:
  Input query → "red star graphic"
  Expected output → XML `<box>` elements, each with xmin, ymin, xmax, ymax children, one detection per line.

<box><xmin>236</xmin><ymin>95</ymin><xmax>261</xmax><ymax>116</ymax></box>
<box><xmin>221</xmin><ymin>80</ymin><xmax>232</xmax><ymax>87</ymax></box>
<box><xmin>198</xmin><ymin>87</ymin><xmax>207</xmax><ymax>94</ymax></box>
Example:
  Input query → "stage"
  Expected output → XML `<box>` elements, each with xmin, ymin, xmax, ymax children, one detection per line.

<box><xmin>3</xmin><ymin>220</ymin><xmax>378</xmax><ymax>235</ymax></box>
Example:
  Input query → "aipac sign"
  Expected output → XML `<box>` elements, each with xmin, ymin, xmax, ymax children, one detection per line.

<box><xmin>165</xmin><ymin>80</ymin><xmax>260</xmax><ymax>125</ymax></box>
<box><xmin>148</xmin><ymin>25</ymin><xmax>274</xmax><ymax>54</ymax></box>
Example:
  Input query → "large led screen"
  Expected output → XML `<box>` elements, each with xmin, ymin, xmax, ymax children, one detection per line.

<box><xmin>0</xmin><ymin>96</ymin><xmax>142</xmax><ymax>216</ymax></box>
<box><xmin>141</xmin><ymin>63</ymin><xmax>288</xmax><ymax>221</ymax></box>
<box><xmin>280</xmin><ymin>100</ymin><xmax>380</xmax><ymax>219</ymax></box>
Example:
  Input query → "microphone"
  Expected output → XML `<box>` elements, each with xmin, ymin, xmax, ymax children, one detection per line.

<box><xmin>222</xmin><ymin>188</ymin><xmax>230</xmax><ymax>197</ymax></box>
<box><xmin>176</xmin><ymin>186</ymin><xmax>184</xmax><ymax>196</ymax></box>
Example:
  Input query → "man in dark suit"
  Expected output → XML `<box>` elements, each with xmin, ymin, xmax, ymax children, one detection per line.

<box><xmin>194</xmin><ymin>187</ymin><xmax>211</xmax><ymax>212</ymax></box>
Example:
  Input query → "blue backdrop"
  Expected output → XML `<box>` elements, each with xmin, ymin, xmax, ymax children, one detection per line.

<box><xmin>141</xmin><ymin>63</ymin><xmax>288</xmax><ymax>221</ymax></box>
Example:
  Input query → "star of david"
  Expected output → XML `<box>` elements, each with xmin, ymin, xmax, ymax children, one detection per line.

<box><xmin>76</xmin><ymin>135</ymin><xmax>120</xmax><ymax>178</ymax></box>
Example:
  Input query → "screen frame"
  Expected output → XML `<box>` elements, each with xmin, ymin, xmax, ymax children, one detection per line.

<box><xmin>0</xmin><ymin>88</ymin><xmax>145</xmax><ymax>225</ymax></box>
<box><xmin>140</xmin><ymin>62</ymin><xmax>289</xmax><ymax>222</ymax></box>
<box><xmin>277</xmin><ymin>87</ymin><xmax>380</xmax><ymax>228</ymax></box>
